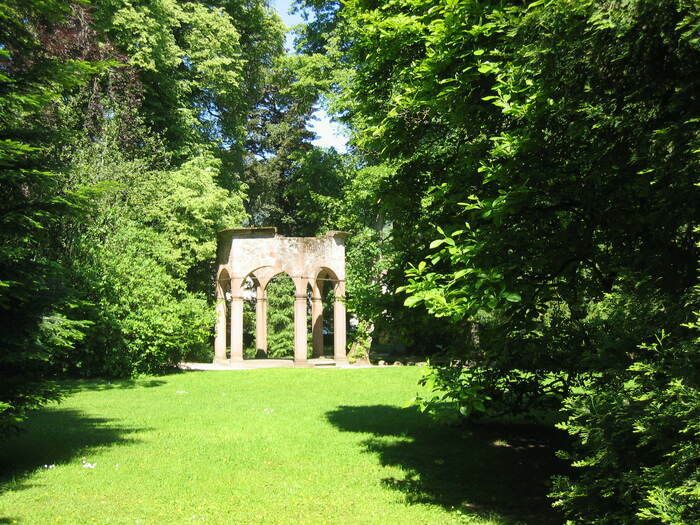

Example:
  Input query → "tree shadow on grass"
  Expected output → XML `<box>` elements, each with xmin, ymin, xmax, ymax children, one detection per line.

<box><xmin>326</xmin><ymin>405</ymin><xmax>565</xmax><ymax>524</ymax></box>
<box><xmin>55</xmin><ymin>377</ymin><xmax>167</xmax><ymax>395</ymax></box>
<box><xmin>0</xmin><ymin>408</ymin><xmax>145</xmax><ymax>495</ymax></box>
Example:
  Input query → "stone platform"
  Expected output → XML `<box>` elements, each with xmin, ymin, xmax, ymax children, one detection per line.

<box><xmin>180</xmin><ymin>358</ymin><xmax>370</xmax><ymax>371</ymax></box>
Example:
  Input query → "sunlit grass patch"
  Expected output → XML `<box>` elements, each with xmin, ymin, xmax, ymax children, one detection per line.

<box><xmin>0</xmin><ymin>368</ymin><xmax>561</xmax><ymax>524</ymax></box>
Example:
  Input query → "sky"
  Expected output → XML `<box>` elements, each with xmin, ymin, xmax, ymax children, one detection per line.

<box><xmin>270</xmin><ymin>0</ymin><xmax>348</xmax><ymax>152</ymax></box>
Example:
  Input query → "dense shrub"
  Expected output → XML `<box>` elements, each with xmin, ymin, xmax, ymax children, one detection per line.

<box><xmin>0</xmin><ymin>0</ymin><xmax>99</xmax><ymax>434</ymax></box>
<box><xmin>49</xmin><ymin>142</ymin><xmax>246</xmax><ymax>377</ymax></box>
<box><xmin>552</xmin><ymin>316</ymin><xmax>699</xmax><ymax>523</ymax></box>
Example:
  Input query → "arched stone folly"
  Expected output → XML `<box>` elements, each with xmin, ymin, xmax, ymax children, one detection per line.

<box><xmin>215</xmin><ymin>228</ymin><xmax>348</xmax><ymax>366</ymax></box>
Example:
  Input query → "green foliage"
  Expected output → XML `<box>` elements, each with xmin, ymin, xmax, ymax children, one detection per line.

<box><xmin>243</xmin><ymin>52</ymin><xmax>337</xmax><ymax>234</ymax></box>
<box><xmin>95</xmin><ymin>0</ymin><xmax>284</xmax><ymax>162</ymax></box>
<box><xmin>0</xmin><ymin>0</ymin><xmax>101</xmax><ymax>435</ymax></box>
<box><xmin>56</xmin><ymin>135</ymin><xmax>246</xmax><ymax>376</ymax></box>
<box><xmin>552</xmin><ymin>325</ymin><xmax>699</xmax><ymax>523</ymax></box>
<box><xmin>303</xmin><ymin>0</ymin><xmax>700</xmax><ymax>521</ymax></box>
<box><xmin>3</xmin><ymin>0</ymin><xmax>281</xmax><ymax>418</ymax></box>
<box><xmin>265</xmin><ymin>275</ymin><xmax>296</xmax><ymax>358</ymax></box>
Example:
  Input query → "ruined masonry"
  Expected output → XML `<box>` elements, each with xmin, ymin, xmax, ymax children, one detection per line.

<box><xmin>215</xmin><ymin>228</ymin><xmax>348</xmax><ymax>366</ymax></box>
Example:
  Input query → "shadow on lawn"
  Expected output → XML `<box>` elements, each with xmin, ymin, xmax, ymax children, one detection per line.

<box><xmin>326</xmin><ymin>405</ymin><xmax>565</xmax><ymax>524</ymax></box>
<box><xmin>57</xmin><ymin>377</ymin><xmax>167</xmax><ymax>395</ymax></box>
<box><xmin>0</xmin><ymin>408</ymin><xmax>145</xmax><ymax>495</ymax></box>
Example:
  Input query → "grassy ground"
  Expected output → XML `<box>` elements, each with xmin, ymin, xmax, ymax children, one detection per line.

<box><xmin>0</xmin><ymin>368</ymin><xmax>562</xmax><ymax>524</ymax></box>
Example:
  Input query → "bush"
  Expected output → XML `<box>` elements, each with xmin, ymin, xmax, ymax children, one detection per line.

<box><xmin>51</xmin><ymin>143</ymin><xmax>246</xmax><ymax>376</ymax></box>
<box><xmin>552</xmin><ymin>320</ymin><xmax>700</xmax><ymax>523</ymax></box>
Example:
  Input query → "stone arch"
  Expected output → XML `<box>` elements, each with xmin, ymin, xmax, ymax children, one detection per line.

<box><xmin>240</xmin><ymin>265</ymin><xmax>280</xmax><ymax>291</ymax></box>
<box><xmin>261</xmin><ymin>270</ymin><xmax>296</xmax><ymax>359</ymax></box>
<box><xmin>311</xmin><ymin>267</ymin><xmax>346</xmax><ymax>360</ymax></box>
<box><xmin>216</xmin><ymin>266</ymin><xmax>231</xmax><ymax>285</ymax></box>
<box><xmin>214</xmin><ymin>228</ymin><xmax>347</xmax><ymax>366</ymax></box>
<box><xmin>314</xmin><ymin>265</ymin><xmax>340</xmax><ymax>283</ymax></box>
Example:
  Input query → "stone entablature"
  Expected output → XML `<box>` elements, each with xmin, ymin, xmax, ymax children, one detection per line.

<box><xmin>214</xmin><ymin>228</ymin><xmax>348</xmax><ymax>366</ymax></box>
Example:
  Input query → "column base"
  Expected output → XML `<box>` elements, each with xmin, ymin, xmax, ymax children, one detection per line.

<box><xmin>213</xmin><ymin>357</ymin><xmax>229</xmax><ymax>365</ymax></box>
<box><xmin>293</xmin><ymin>359</ymin><xmax>312</xmax><ymax>368</ymax></box>
<box><xmin>229</xmin><ymin>356</ymin><xmax>244</xmax><ymax>365</ymax></box>
<box><xmin>333</xmin><ymin>357</ymin><xmax>348</xmax><ymax>365</ymax></box>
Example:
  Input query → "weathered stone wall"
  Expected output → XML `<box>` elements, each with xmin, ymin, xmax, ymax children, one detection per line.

<box><xmin>217</xmin><ymin>228</ymin><xmax>346</xmax><ymax>288</ymax></box>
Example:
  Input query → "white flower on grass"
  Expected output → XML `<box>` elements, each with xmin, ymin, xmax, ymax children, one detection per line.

<box><xmin>176</xmin><ymin>390</ymin><xmax>189</xmax><ymax>395</ymax></box>
<box><xmin>43</xmin><ymin>464</ymin><xmax>55</xmax><ymax>469</ymax></box>
<box><xmin>81</xmin><ymin>458</ymin><xmax>96</xmax><ymax>469</ymax></box>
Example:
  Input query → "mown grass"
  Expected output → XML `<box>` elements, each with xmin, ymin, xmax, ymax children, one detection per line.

<box><xmin>0</xmin><ymin>368</ymin><xmax>562</xmax><ymax>524</ymax></box>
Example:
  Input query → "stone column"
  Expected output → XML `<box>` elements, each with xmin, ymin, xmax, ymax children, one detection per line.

<box><xmin>229</xmin><ymin>278</ymin><xmax>244</xmax><ymax>364</ymax></box>
<box><xmin>333</xmin><ymin>280</ymin><xmax>347</xmax><ymax>363</ymax></box>
<box><xmin>255</xmin><ymin>285</ymin><xmax>267</xmax><ymax>356</ymax></box>
<box><xmin>214</xmin><ymin>295</ymin><xmax>227</xmax><ymax>364</ymax></box>
<box><xmin>293</xmin><ymin>279</ymin><xmax>309</xmax><ymax>366</ymax></box>
<box><xmin>311</xmin><ymin>280</ymin><xmax>324</xmax><ymax>358</ymax></box>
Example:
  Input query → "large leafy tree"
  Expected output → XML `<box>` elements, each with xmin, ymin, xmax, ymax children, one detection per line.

<box><xmin>293</xmin><ymin>0</ymin><xmax>478</xmax><ymax>356</ymax></box>
<box><xmin>93</xmin><ymin>0</ymin><xmax>284</xmax><ymax>164</ymax></box>
<box><xmin>55</xmin><ymin>135</ymin><xmax>247</xmax><ymax>376</ymax></box>
<box><xmin>2</xmin><ymin>0</ymin><xmax>286</xmax><ymax>412</ymax></box>
<box><xmin>46</xmin><ymin>0</ymin><xmax>272</xmax><ymax>375</ymax></box>
<box><xmin>242</xmin><ymin>52</ymin><xmax>339</xmax><ymax>233</ymax></box>
<box><xmin>299</xmin><ymin>0</ymin><xmax>700</xmax><ymax>521</ymax></box>
<box><xmin>0</xmin><ymin>0</ymin><xmax>102</xmax><ymax>434</ymax></box>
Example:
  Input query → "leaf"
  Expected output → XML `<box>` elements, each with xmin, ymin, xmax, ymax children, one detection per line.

<box><xmin>453</xmin><ymin>269</ymin><xmax>468</xmax><ymax>280</ymax></box>
<box><xmin>503</xmin><ymin>292</ymin><xmax>521</xmax><ymax>302</ymax></box>
<box><xmin>404</xmin><ymin>295</ymin><xmax>423</xmax><ymax>307</ymax></box>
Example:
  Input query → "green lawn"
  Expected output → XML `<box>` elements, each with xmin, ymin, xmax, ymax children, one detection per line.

<box><xmin>0</xmin><ymin>368</ymin><xmax>562</xmax><ymax>524</ymax></box>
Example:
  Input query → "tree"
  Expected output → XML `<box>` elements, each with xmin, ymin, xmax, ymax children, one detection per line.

<box><xmin>2</xmin><ymin>0</ymin><xmax>286</xmax><ymax>406</ymax></box>
<box><xmin>242</xmin><ymin>52</ymin><xmax>336</xmax><ymax>233</ymax></box>
<box><xmin>46</xmin><ymin>0</ymin><xmax>284</xmax><ymax>375</ymax></box>
<box><xmin>0</xmin><ymin>0</ymin><xmax>101</xmax><ymax>434</ymax></box>
<box><xmin>55</xmin><ymin>136</ymin><xmax>246</xmax><ymax>376</ymax></box>
<box><xmin>298</xmin><ymin>0</ymin><xmax>700</xmax><ymax>521</ymax></box>
<box><xmin>93</xmin><ymin>0</ymin><xmax>284</xmax><ymax>168</ymax></box>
